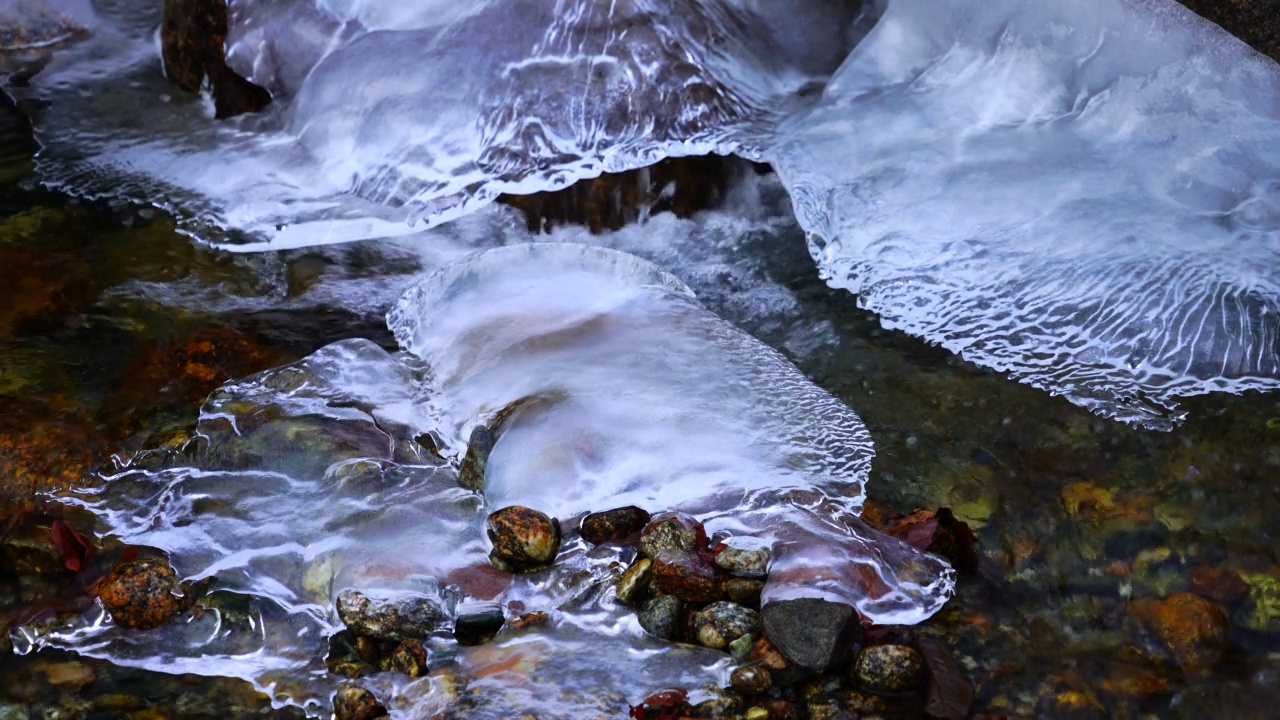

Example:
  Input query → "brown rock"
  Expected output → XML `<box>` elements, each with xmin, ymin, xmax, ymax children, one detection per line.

<box><xmin>852</xmin><ymin>644</ymin><xmax>925</xmax><ymax>693</ymax></box>
<box><xmin>638</xmin><ymin>513</ymin><xmax>701</xmax><ymax>559</ymax></box>
<box><xmin>1130</xmin><ymin>592</ymin><xmax>1229</xmax><ymax>674</ymax></box>
<box><xmin>94</xmin><ymin>558</ymin><xmax>185</xmax><ymax>630</ymax></box>
<box><xmin>725</xmin><ymin>577</ymin><xmax>765</xmax><ymax>608</ymax></box>
<box><xmin>651</xmin><ymin>549</ymin><xmax>723</xmax><ymax>602</ymax></box>
<box><xmin>333</xmin><ymin>682</ymin><xmax>388</xmax><ymax>720</ymax></box>
<box><xmin>615</xmin><ymin>557</ymin><xmax>653</xmax><ymax>605</ymax></box>
<box><xmin>581</xmin><ymin>505</ymin><xmax>651</xmax><ymax>545</ymax></box>
<box><xmin>161</xmin><ymin>0</ymin><xmax>271</xmax><ymax>118</ymax></box>
<box><xmin>1190</xmin><ymin>566</ymin><xmax>1251</xmax><ymax>606</ymax></box>
<box><xmin>731</xmin><ymin>666</ymin><xmax>773</xmax><ymax>695</ymax></box>
<box><xmin>486</xmin><ymin>505</ymin><xmax>561</xmax><ymax>572</ymax></box>
<box><xmin>457</xmin><ymin>424</ymin><xmax>494</xmax><ymax>492</ymax></box>
<box><xmin>384</xmin><ymin>638</ymin><xmax>428</xmax><ymax>678</ymax></box>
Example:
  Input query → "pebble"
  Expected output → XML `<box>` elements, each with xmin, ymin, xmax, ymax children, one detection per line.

<box><xmin>486</xmin><ymin>505</ymin><xmax>561</xmax><ymax>572</ymax></box>
<box><xmin>638</xmin><ymin>513</ymin><xmax>700</xmax><ymax>558</ymax></box>
<box><xmin>852</xmin><ymin>644</ymin><xmax>925</xmax><ymax>693</ymax></box>
<box><xmin>725</xmin><ymin>577</ymin><xmax>765</xmax><ymax>608</ymax></box>
<box><xmin>615</xmin><ymin>558</ymin><xmax>652</xmax><ymax>605</ymax></box>
<box><xmin>693</xmin><ymin>601</ymin><xmax>761</xmax><ymax>650</ymax></box>
<box><xmin>94</xmin><ymin>558</ymin><xmax>184</xmax><ymax>630</ymax></box>
<box><xmin>714</xmin><ymin>544</ymin><xmax>770</xmax><ymax>578</ymax></box>
<box><xmin>731</xmin><ymin>666</ymin><xmax>773</xmax><ymax>695</ymax></box>
<box><xmin>651</xmin><ymin>550</ymin><xmax>723</xmax><ymax>602</ymax></box>
<box><xmin>744</xmin><ymin>708</ymin><xmax>769</xmax><ymax>720</ymax></box>
<box><xmin>458</xmin><ymin>424</ymin><xmax>494</xmax><ymax>492</ymax></box>
<box><xmin>336</xmin><ymin>590</ymin><xmax>443</xmax><ymax>641</ymax></box>
<box><xmin>333</xmin><ymin>682</ymin><xmax>388</xmax><ymax>720</ymax></box>
<box><xmin>581</xmin><ymin>505</ymin><xmax>651</xmax><ymax>545</ymax></box>
<box><xmin>384</xmin><ymin>638</ymin><xmax>429</xmax><ymax>678</ymax></box>
<box><xmin>454</xmin><ymin>607</ymin><xmax>505</xmax><ymax>646</ymax></box>
<box><xmin>761</xmin><ymin>598</ymin><xmax>857</xmax><ymax>673</ymax></box>
<box><xmin>638</xmin><ymin>594</ymin><xmax>682</xmax><ymax>640</ymax></box>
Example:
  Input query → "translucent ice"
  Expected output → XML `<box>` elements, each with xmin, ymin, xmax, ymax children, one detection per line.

<box><xmin>29</xmin><ymin>244</ymin><xmax>952</xmax><ymax>717</ymax></box>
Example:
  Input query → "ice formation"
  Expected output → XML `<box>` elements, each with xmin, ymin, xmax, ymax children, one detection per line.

<box><xmin>25</xmin><ymin>244</ymin><xmax>952</xmax><ymax>716</ymax></box>
<box><xmin>4</xmin><ymin>0</ymin><xmax>1278</xmax><ymax>425</ymax></box>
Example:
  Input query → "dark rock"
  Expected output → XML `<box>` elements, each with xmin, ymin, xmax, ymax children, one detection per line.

<box><xmin>458</xmin><ymin>425</ymin><xmax>494</xmax><ymax>492</ymax></box>
<box><xmin>725</xmin><ymin>577</ymin><xmax>766</xmax><ymax>608</ymax></box>
<box><xmin>486</xmin><ymin>505</ymin><xmax>561</xmax><ymax>572</ymax></box>
<box><xmin>651</xmin><ymin>549</ymin><xmax>723</xmax><ymax>603</ymax></box>
<box><xmin>615</xmin><ymin>557</ymin><xmax>653</xmax><ymax>605</ymax></box>
<box><xmin>383</xmin><ymin>638</ymin><xmax>428</xmax><ymax>678</ymax></box>
<box><xmin>852</xmin><ymin>645</ymin><xmax>925</xmax><ymax>693</ymax></box>
<box><xmin>581</xmin><ymin>506</ymin><xmax>651</xmax><ymax>545</ymax></box>
<box><xmin>692</xmin><ymin>601</ymin><xmax>761</xmax><ymax>650</ymax></box>
<box><xmin>638</xmin><ymin>594</ymin><xmax>682</xmax><ymax>640</ymax></box>
<box><xmin>161</xmin><ymin>0</ymin><xmax>271</xmax><ymax>119</ymax></box>
<box><xmin>761</xmin><ymin>598</ymin><xmax>857</xmax><ymax>673</ymax></box>
<box><xmin>454</xmin><ymin>607</ymin><xmax>505</xmax><ymax>646</ymax></box>
<box><xmin>333</xmin><ymin>682</ymin><xmax>388</xmax><ymax>720</ymax></box>
<box><xmin>336</xmin><ymin>590</ymin><xmax>443</xmax><ymax>641</ymax></box>
<box><xmin>714</xmin><ymin>544</ymin><xmax>770</xmax><ymax>578</ymax></box>
<box><xmin>93</xmin><ymin>558</ymin><xmax>185</xmax><ymax>630</ymax></box>
<box><xmin>730</xmin><ymin>666</ymin><xmax>773</xmax><ymax>695</ymax></box>
<box><xmin>638</xmin><ymin>513</ymin><xmax>701</xmax><ymax>558</ymax></box>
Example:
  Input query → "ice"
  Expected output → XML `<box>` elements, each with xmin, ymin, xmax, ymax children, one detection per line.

<box><xmin>26</xmin><ymin>244</ymin><xmax>952</xmax><ymax>716</ymax></box>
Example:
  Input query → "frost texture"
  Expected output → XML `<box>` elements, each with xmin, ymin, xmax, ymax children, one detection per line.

<box><xmin>3</xmin><ymin>0</ymin><xmax>1279</xmax><ymax>425</ymax></box>
<box><xmin>28</xmin><ymin>245</ymin><xmax>951</xmax><ymax>717</ymax></box>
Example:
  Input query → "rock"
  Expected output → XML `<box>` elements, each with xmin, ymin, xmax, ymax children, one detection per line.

<box><xmin>714</xmin><ymin>544</ymin><xmax>770</xmax><ymax>578</ymax></box>
<box><xmin>336</xmin><ymin>590</ymin><xmax>443</xmax><ymax>641</ymax></box>
<box><xmin>486</xmin><ymin>505</ymin><xmax>561</xmax><ymax>572</ymax></box>
<box><xmin>692</xmin><ymin>689</ymin><xmax>740</xmax><ymax>719</ymax></box>
<box><xmin>651</xmin><ymin>550</ymin><xmax>723</xmax><ymax>603</ymax></box>
<box><xmin>730</xmin><ymin>666</ymin><xmax>773</xmax><ymax>695</ymax></box>
<box><xmin>693</xmin><ymin>601</ymin><xmax>761</xmax><ymax>650</ymax></box>
<box><xmin>761</xmin><ymin>598</ymin><xmax>857</xmax><ymax>673</ymax></box>
<box><xmin>94</xmin><ymin>558</ymin><xmax>185</xmax><ymax>630</ymax></box>
<box><xmin>160</xmin><ymin>0</ymin><xmax>271</xmax><ymax>119</ymax></box>
<box><xmin>333</xmin><ymin>682</ymin><xmax>388</xmax><ymax>720</ymax></box>
<box><xmin>1190</xmin><ymin>566</ymin><xmax>1251</xmax><ymax>606</ymax></box>
<box><xmin>638</xmin><ymin>513</ymin><xmax>701</xmax><ymax>558</ymax></box>
<box><xmin>852</xmin><ymin>644</ymin><xmax>925</xmax><ymax>693</ymax></box>
<box><xmin>615</xmin><ymin>558</ymin><xmax>653</xmax><ymax>605</ymax></box>
<box><xmin>1130</xmin><ymin>592</ymin><xmax>1229</xmax><ymax>674</ymax></box>
<box><xmin>458</xmin><ymin>425</ymin><xmax>494</xmax><ymax>492</ymax></box>
<box><xmin>725</xmin><ymin>577</ymin><xmax>765</xmax><ymax>608</ymax></box>
<box><xmin>638</xmin><ymin>594</ymin><xmax>682</xmax><ymax>640</ymax></box>
<box><xmin>744</xmin><ymin>708</ymin><xmax>769</xmax><ymax>720</ymax></box>
<box><xmin>581</xmin><ymin>506</ymin><xmax>651</xmax><ymax>545</ymax></box>
<box><xmin>384</xmin><ymin>638</ymin><xmax>429</xmax><ymax>678</ymax></box>
<box><xmin>454</xmin><ymin>607</ymin><xmax>505</xmax><ymax>646</ymax></box>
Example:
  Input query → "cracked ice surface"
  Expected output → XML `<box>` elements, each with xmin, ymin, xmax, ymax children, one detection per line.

<box><xmin>3</xmin><ymin>0</ymin><xmax>1279</xmax><ymax>424</ymax></box>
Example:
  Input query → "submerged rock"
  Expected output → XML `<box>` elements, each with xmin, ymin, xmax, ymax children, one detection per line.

<box><xmin>693</xmin><ymin>601</ymin><xmax>760</xmax><ymax>650</ymax></box>
<box><xmin>486</xmin><ymin>505</ymin><xmax>561</xmax><ymax>572</ymax></box>
<box><xmin>457</xmin><ymin>424</ymin><xmax>494</xmax><ymax>492</ymax></box>
<box><xmin>333</xmin><ymin>682</ymin><xmax>387</xmax><ymax>720</ymax></box>
<box><xmin>638</xmin><ymin>594</ymin><xmax>682</xmax><ymax>640</ymax></box>
<box><xmin>383</xmin><ymin>638</ymin><xmax>428</xmax><ymax>678</ymax></box>
<box><xmin>852</xmin><ymin>644</ymin><xmax>925</xmax><ymax>694</ymax></box>
<box><xmin>615</xmin><ymin>557</ymin><xmax>653</xmax><ymax>605</ymax></box>
<box><xmin>651</xmin><ymin>549</ymin><xmax>723</xmax><ymax>603</ymax></box>
<box><xmin>581</xmin><ymin>506</ymin><xmax>651</xmax><ymax>545</ymax></box>
<box><xmin>714</xmin><ymin>544</ymin><xmax>770</xmax><ymax>578</ymax></box>
<box><xmin>454</xmin><ymin>607</ymin><xmax>505</xmax><ymax>646</ymax></box>
<box><xmin>761</xmin><ymin>598</ymin><xmax>857</xmax><ymax>673</ymax></box>
<box><xmin>731</xmin><ymin>666</ymin><xmax>773</xmax><ymax>695</ymax></box>
<box><xmin>161</xmin><ymin>0</ymin><xmax>271</xmax><ymax>118</ymax></box>
<box><xmin>335</xmin><ymin>590</ymin><xmax>443</xmax><ymax>642</ymax></box>
<box><xmin>93</xmin><ymin>558</ymin><xmax>185</xmax><ymax>630</ymax></box>
<box><xmin>1130</xmin><ymin>592</ymin><xmax>1229</xmax><ymax>674</ymax></box>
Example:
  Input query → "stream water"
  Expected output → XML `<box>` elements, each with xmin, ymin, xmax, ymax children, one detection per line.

<box><xmin>1</xmin><ymin>0</ymin><xmax>1279</xmax><ymax>718</ymax></box>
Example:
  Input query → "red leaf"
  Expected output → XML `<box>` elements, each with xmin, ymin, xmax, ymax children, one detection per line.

<box><xmin>49</xmin><ymin>519</ymin><xmax>92</xmax><ymax>572</ymax></box>
<box><xmin>629</xmin><ymin>689</ymin><xmax>689</xmax><ymax>719</ymax></box>
<box><xmin>918</xmin><ymin>637</ymin><xmax>974</xmax><ymax>720</ymax></box>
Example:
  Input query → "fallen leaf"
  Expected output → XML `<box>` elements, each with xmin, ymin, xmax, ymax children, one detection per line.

<box><xmin>49</xmin><ymin>519</ymin><xmax>92</xmax><ymax>572</ymax></box>
<box><xmin>918</xmin><ymin>637</ymin><xmax>973</xmax><ymax>720</ymax></box>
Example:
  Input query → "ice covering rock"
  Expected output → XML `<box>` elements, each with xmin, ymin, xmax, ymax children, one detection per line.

<box><xmin>2</xmin><ymin>0</ymin><xmax>1278</xmax><ymax>424</ymax></box>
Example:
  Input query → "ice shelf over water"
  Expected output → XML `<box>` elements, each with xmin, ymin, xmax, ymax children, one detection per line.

<box><xmin>4</xmin><ymin>0</ymin><xmax>1278</xmax><ymax>425</ymax></box>
<box><xmin>26</xmin><ymin>244</ymin><xmax>953</xmax><ymax>717</ymax></box>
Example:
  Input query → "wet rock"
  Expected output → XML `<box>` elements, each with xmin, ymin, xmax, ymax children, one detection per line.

<box><xmin>0</xmin><ymin>241</ymin><xmax>98</xmax><ymax>339</ymax></box>
<box><xmin>714</xmin><ymin>544</ymin><xmax>770</xmax><ymax>578</ymax></box>
<box><xmin>581</xmin><ymin>506</ymin><xmax>651</xmax><ymax>545</ymax></box>
<box><xmin>692</xmin><ymin>689</ymin><xmax>740</xmax><ymax>719</ymax></box>
<box><xmin>761</xmin><ymin>598</ymin><xmax>857</xmax><ymax>673</ymax></box>
<box><xmin>1190</xmin><ymin>566</ymin><xmax>1251</xmax><ymax>606</ymax></box>
<box><xmin>161</xmin><ymin>0</ymin><xmax>271</xmax><ymax>119</ymax></box>
<box><xmin>837</xmin><ymin>689</ymin><xmax>887</xmax><ymax>714</ymax></box>
<box><xmin>333</xmin><ymin>682</ymin><xmax>388</xmax><ymax>720</ymax></box>
<box><xmin>725</xmin><ymin>577</ymin><xmax>766</xmax><ymax>608</ymax></box>
<box><xmin>1130</xmin><ymin>592</ymin><xmax>1229</xmax><ymax>674</ymax></box>
<box><xmin>0</xmin><ymin>397</ymin><xmax>101</xmax><ymax>512</ymax></box>
<box><xmin>615</xmin><ymin>558</ymin><xmax>652</xmax><ymax>605</ymax></box>
<box><xmin>638</xmin><ymin>594</ymin><xmax>682</xmax><ymax>640</ymax></box>
<box><xmin>638</xmin><ymin>513</ymin><xmax>701</xmax><ymax>558</ymax></box>
<box><xmin>454</xmin><ymin>607</ymin><xmax>505</xmax><ymax>646</ymax></box>
<box><xmin>335</xmin><ymin>590</ymin><xmax>443</xmax><ymax>641</ymax></box>
<box><xmin>730</xmin><ymin>666</ymin><xmax>773</xmax><ymax>695</ymax></box>
<box><xmin>651</xmin><ymin>550</ymin><xmax>723</xmax><ymax>603</ymax></box>
<box><xmin>727</xmin><ymin>632</ymin><xmax>756</xmax><ymax>661</ymax></box>
<box><xmin>93</xmin><ymin>558</ymin><xmax>185</xmax><ymax>630</ymax></box>
<box><xmin>852</xmin><ymin>644</ymin><xmax>925</xmax><ymax>693</ymax></box>
<box><xmin>457</xmin><ymin>424</ymin><xmax>494</xmax><ymax>492</ymax></box>
<box><xmin>486</xmin><ymin>505</ymin><xmax>561</xmax><ymax>572</ymax></box>
<box><xmin>383</xmin><ymin>638</ymin><xmax>428</xmax><ymax>678</ymax></box>
<box><xmin>693</xmin><ymin>601</ymin><xmax>761</xmax><ymax>650</ymax></box>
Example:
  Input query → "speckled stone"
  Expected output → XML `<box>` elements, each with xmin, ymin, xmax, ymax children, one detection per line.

<box><xmin>638</xmin><ymin>594</ymin><xmax>683</xmax><ymax>640</ymax></box>
<box><xmin>638</xmin><ymin>513</ymin><xmax>700</xmax><ymax>558</ymax></box>
<box><xmin>852</xmin><ymin>644</ymin><xmax>925</xmax><ymax>693</ymax></box>
<box><xmin>651</xmin><ymin>549</ymin><xmax>724</xmax><ymax>603</ymax></box>
<box><xmin>333</xmin><ymin>682</ymin><xmax>387</xmax><ymax>720</ymax></box>
<box><xmin>384</xmin><ymin>638</ymin><xmax>429</xmax><ymax>678</ymax></box>
<box><xmin>714</xmin><ymin>544</ymin><xmax>770</xmax><ymax>578</ymax></box>
<box><xmin>94</xmin><ymin>558</ymin><xmax>184</xmax><ymax>630</ymax></box>
<box><xmin>336</xmin><ymin>590</ymin><xmax>443</xmax><ymax>641</ymax></box>
<box><xmin>582</xmin><ymin>506</ymin><xmax>651</xmax><ymax>545</ymax></box>
<box><xmin>693</xmin><ymin>601</ymin><xmax>762</xmax><ymax>650</ymax></box>
<box><xmin>487</xmin><ymin>505</ymin><xmax>562</xmax><ymax>572</ymax></box>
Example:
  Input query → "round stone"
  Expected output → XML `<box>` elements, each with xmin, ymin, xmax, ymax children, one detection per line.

<box><xmin>693</xmin><ymin>601</ymin><xmax>762</xmax><ymax>650</ymax></box>
<box><xmin>582</xmin><ymin>506</ymin><xmax>651</xmax><ymax>545</ymax></box>
<box><xmin>714</xmin><ymin>544</ymin><xmax>770</xmax><ymax>578</ymax></box>
<box><xmin>852</xmin><ymin>644</ymin><xmax>925</xmax><ymax>693</ymax></box>
<box><xmin>638</xmin><ymin>513</ymin><xmax>700</xmax><ymax>558</ymax></box>
<box><xmin>730</xmin><ymin>666</ymin><xmax>773</xmax><ymax>695</ymax></box>
<box><xmin>638</xmin><ymin>594</ymin><xmax>683</xmax><ymax>640</ymax></box>
<box><xmin>94</xmin><ymin>558</ymin><xmax>184</xmax><ymax>630</ymax></box>
<box><xmin>616</xmin><ymin>557</ymin><xmax>653</xmax><ymax>605</ymax></box>
<box><xmin>486</xmin><ymin>505</ymin><xmax>562</xmax><ymax>571</ymax></box>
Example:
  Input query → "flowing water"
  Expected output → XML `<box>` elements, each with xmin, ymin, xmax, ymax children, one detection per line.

<box><xmin>1</xmin><ymin>0</ymin><xmax>1279</xmax><ymax>718</ymax></box>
